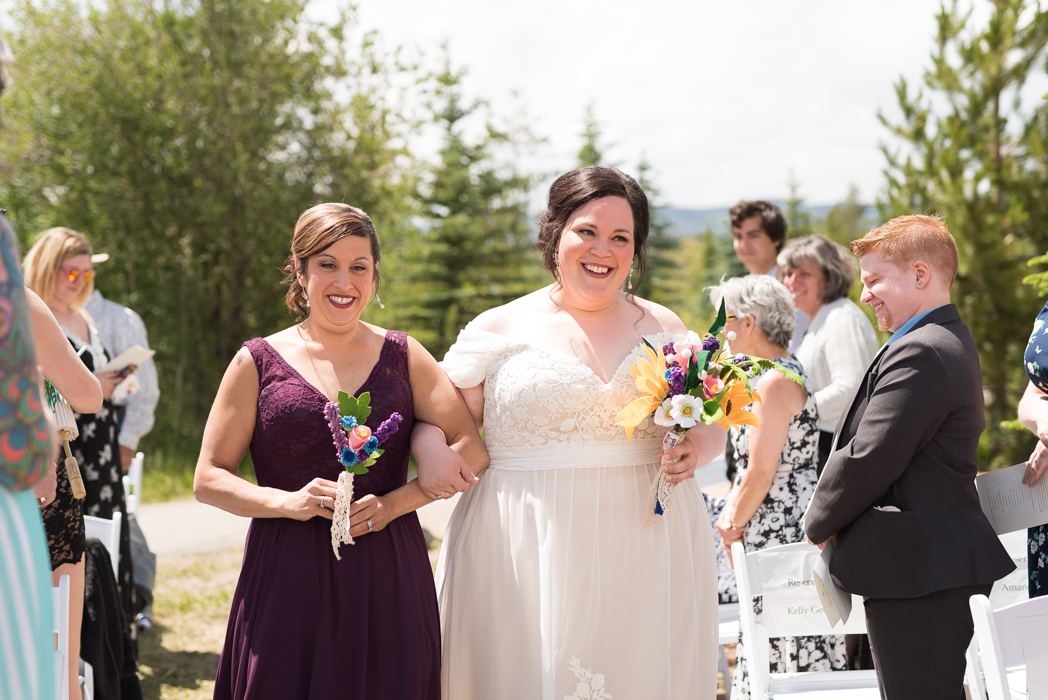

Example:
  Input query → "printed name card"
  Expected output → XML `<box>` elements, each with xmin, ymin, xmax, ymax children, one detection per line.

<box><xmin>990</xmin><ymin>530</ymin><xmax>1030</xmax><ymax>609</ymax></box>
<box><xmin>758</xmin><ymin>548</ymin><xmax>866</xmax><ymax>637</ymax></box>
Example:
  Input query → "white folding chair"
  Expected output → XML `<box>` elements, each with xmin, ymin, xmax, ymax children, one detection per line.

<box><xmin>965</xmin><ymin>530</ymin><xmax>1030</xmax><ymax>699</ymax></box>
<box><xmin>84</xmin><ymin>511</ymin><xmax>122</xmax><ymax>578</ymax></box>
<box><xmin>122</xmin><ymin>451</ymin><xmax>144</xmax><ymax>517</ymax></box>
<box><xmin>718</xmin><ymin>601</ymin><xmax>740</xmax><ymax>699</ymax></box>
<box><xmin>731</xmin><ymin>541</ymin><xmax>880</xmax><ymax>699</ymax></box>
<box><xmin>970</xmin><ymin>593</ymin><xmax>1048</xmax><ymax>700</ymax></box>
<box><xmin>79</xmin><ymin>658</ymin><xmax>94</xmax><ymax>700</ymax></box>
<box><xmin>51</xmin><ymin>574</ymin><xmax>70</xmax><ymax>700</ymax></box>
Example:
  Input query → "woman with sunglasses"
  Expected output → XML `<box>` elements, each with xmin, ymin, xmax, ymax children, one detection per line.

<box><xmin>23</xmin><ymin>228</ymin><xmax>136</xmax><ymax>658</ymax></box>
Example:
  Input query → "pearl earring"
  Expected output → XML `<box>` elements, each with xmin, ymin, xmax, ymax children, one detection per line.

<box><xmin>628</xmin><ymin>267</ymin><xmax>633</xmax><ymax>290</ymax></box>
<box><xmin>376</xmin><ymin>293</ymin><xmax>385</xmax><ymax>310</ymax></box>
<box><xmin>305</xmin><ymin>296</ymin><xmax>310</xmax><ymax>308</ymax></box>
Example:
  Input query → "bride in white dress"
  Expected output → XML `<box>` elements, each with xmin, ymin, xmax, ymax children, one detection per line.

<box><xmin>436</xmin><ymin>167</ymin><xmax>721</xmax><ymax>699</ymax></box>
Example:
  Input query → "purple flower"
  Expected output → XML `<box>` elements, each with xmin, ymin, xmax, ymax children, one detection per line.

<box><xmin>662</xmin><ymin>343</ymin><xmax>676</xmax><ymax>357</ymax></box>
<box><xmin>325</xmin><ymin>403</ymin><xmax>349</xmax><ymax>454</ymax></box>
<box><xmin>733</xmin><ymin>355</ymin><xmax>750</xmax><ymax>365</ymax></box>
<box><xmin>702</xmin><ymin>336</ymin><xmax>720</xmax><ymax>353</ymax></box>
<box><xmin>374</xmin><ymin>412</ymin><xmax>403</xmax><ymax>445</ymax></box>
<box><xmin>667</xmin><ymin>366</ymin><xmax>686</xmax><ymax>396</ymax></box>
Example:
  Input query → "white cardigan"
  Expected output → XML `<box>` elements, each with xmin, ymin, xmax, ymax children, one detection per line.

<box><xmin>794</xmin><ymin>297</ymin><xmax>880</xmax><ymax>432</ymax></box>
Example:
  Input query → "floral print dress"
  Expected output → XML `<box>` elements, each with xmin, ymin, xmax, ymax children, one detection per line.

<box><xmin>1024</xmin><ymin>299</ymin><xmax>1048</xmax><ymax>597</ymax></box>
<box><xmin>722</xmin><ymin>355</ymin><xmax>847</xmax><ymax>700</ymax></box>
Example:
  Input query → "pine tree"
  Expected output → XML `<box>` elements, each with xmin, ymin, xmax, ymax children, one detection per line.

<box><xmin>405</xmin><ymin>64</ymin><xmax>542</xmax><ymax>359</ymax></box>
<box><xmin>633</xmin><ymin>158</ymin><xmax>678</xmax><ymax>305</ymax></box>
<box><xmin>577</xmin><ymin>103</ymin><xmax>608</xmax><ymax>167</ymax></box>
<box><xmin>878</xmin><ymin>0</ymin><xmax>1048</xmax><ymax>468</ymax></box>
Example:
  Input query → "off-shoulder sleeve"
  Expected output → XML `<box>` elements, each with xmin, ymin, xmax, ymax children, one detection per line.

<box><xmin>440</xmin><ymin>325</ymin><xmax>515</xmax><ymax>389</ymax></box>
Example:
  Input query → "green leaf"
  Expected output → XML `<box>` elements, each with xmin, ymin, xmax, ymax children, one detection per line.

<box><xmin>702</xmin><ymin>399</ymin><xmax>724</xmax><ymax>423</ymax></box>
<box><xmin>338</xmin><ymin>391</ymin><xmax>357</xmax><ymax>417</ymax></box>
<box><xmin>688</xmin><ymin>350</ymin><xmax>707</xmax><ymax>389</ymax></box>
<box><xmin>708</xmin><ymin>299</ymin><xmax>727</xmax><ymax>337</ymax></box>
<box><xmin>641</xmin><ymin>337</ymin><xmax>657</xmax><ymax>353</ymax></box>
<box><xmin>358</xmin><ymin>392</ymin><xmax>371</xmax><ymax>410</ymax></box>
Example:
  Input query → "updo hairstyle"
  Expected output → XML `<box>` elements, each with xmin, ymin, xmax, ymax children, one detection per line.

<box><xmin>23</xmin><ymin>227</ymin><xmax>96</xmax><ymax>308</ymax></box>
<box><xmin>536</xmin><ymin>166</ymin><xmax>650</xmax><ymax>293</ymax></box>
<box><xmin>283</xmin><ymin>203</ymin><xmax>380</xmax><ymax>319</ymax></box>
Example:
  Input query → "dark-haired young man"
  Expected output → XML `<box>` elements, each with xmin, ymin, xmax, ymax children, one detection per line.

<box><xmin>730</xmin><ymin>200</ymin><xmax>787</xmax><ymax>278</ymax></box>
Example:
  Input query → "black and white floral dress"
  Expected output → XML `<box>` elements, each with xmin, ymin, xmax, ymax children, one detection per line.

<box><xmin>724</xmin><ymin>355</ymin><xmax>848</xmax><ymax>700</ymax></box>
<box><xmin>62</xmin><ymin>322</ymin><xmax>134</xmax><ymax>621</ymax></box>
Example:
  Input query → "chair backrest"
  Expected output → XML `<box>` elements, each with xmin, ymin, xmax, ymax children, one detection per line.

<box><xmin>732</xmin><ymin>541</ymin><xmax>869</xmax><ymax>699</ymax></box>
<box><xmin>84</xmin><ymin>511</ymin><xmax>122</xmax><ymax>578</ymax></box>
<box><xmin>970</xmin><ymin>593</ymin><xmax>1048</xmax><ymax>700</ymax></box>
<box><xmin>122</xmin><ymin>451</ymin><xmax>144</xmax><ymax>517</ymax></box>
<box><xmin>51</xmin><ymin>574</ymin><xmax>70</xmax><ymax>700</ymax></box>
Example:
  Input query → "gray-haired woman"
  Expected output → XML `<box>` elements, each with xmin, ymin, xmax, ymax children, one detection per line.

<box><xmin>779</xmin><ymin>235</ymin><xmax>878</xmax><ymax>473</ymax></box>
<box><xmin>709</xmin><ymin>275</ymin><xmax>847</xmax><ymax>700</ymax></box>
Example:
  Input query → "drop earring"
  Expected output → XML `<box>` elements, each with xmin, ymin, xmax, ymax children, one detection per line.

<box><xmin>375</xmin><ymin>292</ymin><xmax>385</xmax><ymax>310</ymax></box>
<box><xmin>305</xmin><ymin>295</ymin><xmax>310</xmax><ymax>308</ymax></box>
<box><xmin>628</xmin><ymin>267</ymin><xmax>634</xmax><ymax>291</ymax></box>
<box><xmin>554</xmin><ymin>251</ymin><xmax>560</xmax><ymax>280</ymax></box>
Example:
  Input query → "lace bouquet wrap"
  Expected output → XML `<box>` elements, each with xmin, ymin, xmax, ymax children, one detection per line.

<box><xmin>614</xmin><ymin>301</ymin><xmax>803</xmax><ymax>525</ymax></box>
<box><xmin>324</xmin><ymin>390</ymin><xmax>402</xmax><ymax>559</ymax></box>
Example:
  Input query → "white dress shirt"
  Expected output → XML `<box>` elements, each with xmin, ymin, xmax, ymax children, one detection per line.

<box><xmin>794</xmin><ymin>297</ymin><xmax>879</xmax><ymax>433</ymax></box>
<box><xmin>84</xmin><ymin>290</ymin><xmax>159</xmax><ymax>451</ymax></box>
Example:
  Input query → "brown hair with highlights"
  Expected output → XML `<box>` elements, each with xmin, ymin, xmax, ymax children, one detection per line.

<box><xmin>283</xmin><ymin>203</ymin><xmax>380</xmax><ymax>319</ymax></box>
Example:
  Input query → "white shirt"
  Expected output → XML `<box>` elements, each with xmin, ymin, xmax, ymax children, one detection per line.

<box><xmin>794</xmin><ymin>297</ymin><xmax>879</xmax><ymax>433</ymax></box>
<box><xmin>84</xmin><ymin>290</ymin><xmax>159</xmax><ymax>451</ymax></box>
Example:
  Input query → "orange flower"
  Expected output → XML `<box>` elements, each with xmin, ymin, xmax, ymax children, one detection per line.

<box><xmin>714</xmin><ymin>381</ymin><xmax>762</xmax><ymax>430</ymax></box>
<box><xmin>616</xmin><ymin>344</ymin><xmax>670</xmax><ymax>441</ymax></box>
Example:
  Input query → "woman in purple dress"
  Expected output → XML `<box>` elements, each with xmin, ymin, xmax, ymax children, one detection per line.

<box><xmin>195</xmin><ymin>203</ymin><xmax>487</xmax><ymax>700</ymax></box>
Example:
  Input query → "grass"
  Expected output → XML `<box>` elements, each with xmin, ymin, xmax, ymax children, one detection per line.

<box><xmin>141</xmin><ymin>450</ymin><xmax>255</xmax><ymax>505</ymax></box>
<box><xmin>137</xmin><ymin>550</ymin><xmax>243</xmax><ymax>700</ymax></box>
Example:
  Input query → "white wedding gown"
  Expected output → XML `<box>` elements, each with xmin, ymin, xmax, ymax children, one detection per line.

<box><xmin>436</xmin><ymin>327</ymin><xmax>718</xmax><ymax>700</ymax></box>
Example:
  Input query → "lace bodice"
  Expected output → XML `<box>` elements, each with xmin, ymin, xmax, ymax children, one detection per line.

<box><xmin>442</xmin><ymin>327</ymin><xmax>678</xmax><ymax>449</ymax></box>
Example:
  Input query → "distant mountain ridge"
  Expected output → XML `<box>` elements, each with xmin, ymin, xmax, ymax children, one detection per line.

<box><xmin>657</xmin><ymin>203</ymin><xmax>836</xmax><ymax>238</ymax></box>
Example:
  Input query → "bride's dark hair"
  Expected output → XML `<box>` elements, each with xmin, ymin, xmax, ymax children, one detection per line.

<box><xmin>536</xmin><ymin>166</ymin><xmax>650</xmax><ymax>294</ymax></box>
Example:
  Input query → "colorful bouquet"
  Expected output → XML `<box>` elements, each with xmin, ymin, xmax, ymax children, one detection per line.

<box><xmin>324</xmin><ymin>390</ymin><xmax>402</xmax><ymax>558</ymax></box>
<box><xmin>615</xmin><ymin>301</ymin><xmax>802</xmax><ymax>524</ymax></box>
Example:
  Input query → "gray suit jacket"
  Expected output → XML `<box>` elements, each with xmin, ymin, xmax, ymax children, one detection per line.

<box><xmin>804</xmin><ymin>304</ymin><xmax>1014</xmax><ymax>599</ymax></box>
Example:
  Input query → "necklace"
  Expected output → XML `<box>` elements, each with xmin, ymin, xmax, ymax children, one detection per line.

<box><xmin>301</xmin><ymin>323</ymin><xmax>340</xmax><ymax>402</ymax></box>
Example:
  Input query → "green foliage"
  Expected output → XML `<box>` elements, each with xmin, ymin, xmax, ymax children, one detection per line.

<box><xmin>878</xmin><ymin>0</ymin><xmax>1048</xmax><ymax>468</ymax></box>
<box><xmin>577</xmin><ymin>103</ymin><xmax>607</xmax><ymax>168</ymax></box>
<box><xmin>1</xmin><ymin>0</ymin><xmax>415</xmax><ymax>453</ymax></box>
<box><xmin>633</xmin><ymin>158</ymin><xmax>679</xmax><ymax>305</ymax></box>
<box><xmin>338</xmin><ymin>390</ymin><xmax>372</xmax><ymax>425</ymax></box>
<box><xmin>400</xmin><ymin>62</ymin><xmax>542</xmax><ymax>359</ymax></box>
<box><xmin>1024</xmin><ymin>253</ymin><xmax>1048</xmax><ymax>296</ymax></box>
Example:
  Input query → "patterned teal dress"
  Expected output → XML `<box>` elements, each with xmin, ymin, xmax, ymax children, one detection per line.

<box><xmin>1025</xmin><ymin>299</ymin><xmax>1048</xmax><ymax>597</ymax></box>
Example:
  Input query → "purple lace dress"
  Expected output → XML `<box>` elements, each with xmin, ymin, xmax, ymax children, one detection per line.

<box><xmin>213</xmin><ymin>331</ymin><xmax>439</xmax><ymax>700</ymax></box>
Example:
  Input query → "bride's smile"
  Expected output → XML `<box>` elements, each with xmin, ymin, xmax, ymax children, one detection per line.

<box><xmin>557</xmin><ymin>195</ymin><xmax>636</xmax><ymax>310</ymax></box>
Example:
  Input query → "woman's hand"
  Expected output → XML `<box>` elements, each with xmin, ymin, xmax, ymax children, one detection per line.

<box><xmin>95</xmin><ymin>371</ymin><xmax>121</xmax><ymax>400</ymax></box>
<box><xmin>413</xmin><ymin>422</ymin><xmax>479</xmax><ymax>501</ymax></box>
<box><xmin>349</xmin><ymin>493</ymin><xmax>390</xmax><ymax>537</ymax></box>
<box><xmin>661</xmin><ymin>425</ymin><xmax>720</xmax><ymax>483</ymax></box>
<box><xmin>278</xmin><ymin>477</ymin><xmax>339</xmax><ymax>521</ymax></box>
<box><xmin>33</xmin><ymin>462</ymin><xmax>58</xmax><ymax>508</ymax></box>
<box><xmin>1024</xmin><ymin>439</ymin><xmax>1048</xmax><ymax>486</ymax></box>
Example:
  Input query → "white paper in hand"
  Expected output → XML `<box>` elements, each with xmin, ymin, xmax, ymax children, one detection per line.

<box><xmin>812</xmin><ymin>542</ymin><xmax>851</xmax><ymax>628</ymax></box>
<box><xmin>96</xmin><ymin>344</ymin><xmax>155</xmax><ymax>375</ymax></box>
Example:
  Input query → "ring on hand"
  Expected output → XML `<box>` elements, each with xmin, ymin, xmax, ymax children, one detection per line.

<box><xmin>319</xmin><ymin>496</ymin><xmax>326</xmax><ymax>509</ymax></box>
<box><xmin>438</xmin><ymin>491</ymin><xmax>447</xmax><ymax>500</ymax></box>
<box><xmin>366</xmin><ymin>518</ymin><xmax>373</xmax><ymax>531</ymax></box>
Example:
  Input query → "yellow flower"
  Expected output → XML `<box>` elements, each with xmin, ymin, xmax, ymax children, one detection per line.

<box><xmin>715</xmin><ymin>380</ymin><xmax>762</xmax><ymax>430</ymax></box>
<box><xmin>616</xmin><ymin>344</ymin><xmax>670</xmax><ymax>441</ymax></box>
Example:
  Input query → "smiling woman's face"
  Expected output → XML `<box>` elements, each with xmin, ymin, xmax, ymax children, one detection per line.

<box><xmin>298</xmin><ymin>235</ymin><xmax>375</xmax><ymax>331</ymax></box>
<box><xmin>556</xmin><ymin>196</ymin><xmax>635</xmax><ymax>308</ymax></box>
